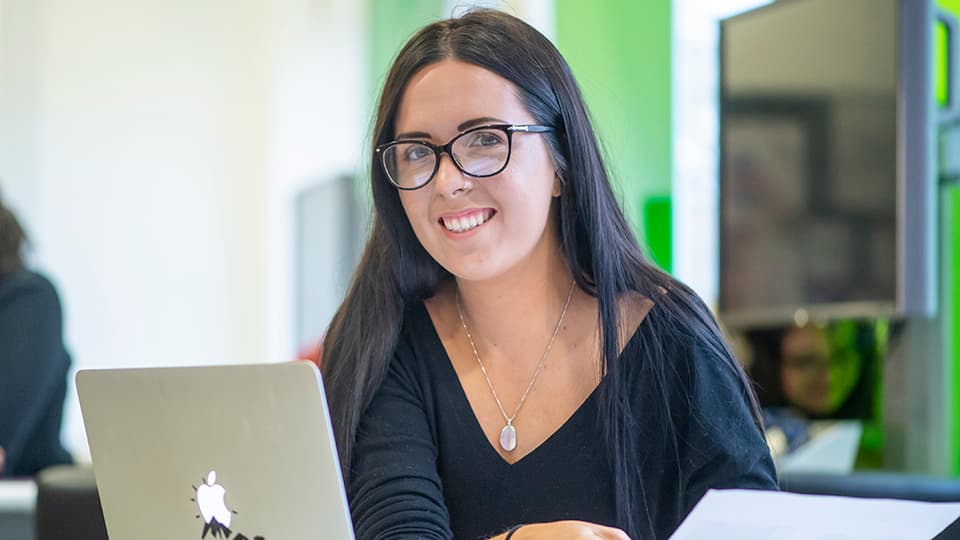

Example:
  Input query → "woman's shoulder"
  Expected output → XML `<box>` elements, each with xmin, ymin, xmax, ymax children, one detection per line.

<box><xmin>624</xmin><ymin>287</ymin><xmax>745</xmax><ymax>386</ymax></box>
<box><xmin>402</xmin><ymin>284</ymin><xmax>454</xmax><ymax>345</ymax></box>
<box><xmin>618</xmin><ymin>289</ymin><xmax>655</xmax><ymax>332</ymax></box>
<box><xmin>394</xmin><ymin>294</ymin><xmax>449</xmax><ymax>375</ymax></box>
<box><xmin>0</xmin><ymin>268</ymin><xmax>60</xmax><ymax>305</ymax></box>
<box><xmin>412</xmin><ymin>281</ymin><xmax>465</xmax><ymax>357</ymax></box>
<box><xmin>374</xmin><ymin>296</ymin><xmax>454</xmax><ymax>409</ymax></box>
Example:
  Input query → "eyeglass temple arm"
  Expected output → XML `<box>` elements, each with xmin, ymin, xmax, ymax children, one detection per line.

<box><xmin>509</xmin><ymin>125</ymin><xmax>554</xmax><ymax>133</ymax></box>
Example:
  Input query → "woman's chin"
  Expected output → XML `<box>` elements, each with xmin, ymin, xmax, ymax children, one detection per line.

<box><xmin>443</xmin><ymin>264</ymin><xmax>504</xmax><ymax>283</ymax></box>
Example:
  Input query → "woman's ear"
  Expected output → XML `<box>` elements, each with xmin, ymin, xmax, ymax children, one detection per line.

<box><xmin>552</xmin><ymin>173</ymin><xmax>562</xmax><ymax>197</ymax></box>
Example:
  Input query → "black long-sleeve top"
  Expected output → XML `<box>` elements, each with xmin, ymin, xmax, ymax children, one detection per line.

<box><xmin>0</xmin><ymin>268</ymin><xmax>73</xmax><ymax>477</ymax></box>
<box><xmin>348</xmin><ymin>300</ymin><xmax>777</xmax><ymax>540</ymax></box>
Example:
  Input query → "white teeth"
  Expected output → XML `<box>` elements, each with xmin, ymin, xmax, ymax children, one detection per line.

<box><xmin>443</xmin><ymin>212</ymin><xmax>489</xmax><ymax>233</ymax></box>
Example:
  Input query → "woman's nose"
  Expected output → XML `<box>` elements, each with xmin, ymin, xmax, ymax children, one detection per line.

<box><xmin>433</xmin><ymin>153</ymin><xmax>470</xmax><ymax>197</ymax></box>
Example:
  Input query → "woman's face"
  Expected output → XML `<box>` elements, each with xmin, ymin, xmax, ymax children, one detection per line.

<box><xmin>780</xmin><ymin>326</ymin><xmax>861</xmax><ymax>416</ymax></box>
<box><xmin>392</xmin><ymin>59</ymin><xmax>560</xmax><ymax>282</ymax></box>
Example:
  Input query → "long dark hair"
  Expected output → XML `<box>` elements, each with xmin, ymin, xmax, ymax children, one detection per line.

<box><xmin>0</xmin><ymin>193</ymin><xmax>26</xmax><ymax>277</ymax></box>
<box><xmin>321</xmin><ymin>9</ymin><xmax>763</xmax><ymax>538</ymax></box>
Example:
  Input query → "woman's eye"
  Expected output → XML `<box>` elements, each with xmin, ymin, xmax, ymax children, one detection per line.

<box><xmin>469</xmin><ymin>131</ymin><xmax>504</xmax><ymax>147</ymax></box>
<box><xmin>404</xmin><ymin>145</ymin><xmax>431</xmax><ymax>161</ymax></box>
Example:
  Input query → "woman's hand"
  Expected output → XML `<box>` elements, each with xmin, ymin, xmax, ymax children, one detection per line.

<box><xmin>493</xmin><ymin>521</ymin><xmax>631</xmax><ymax>540</ymax></box>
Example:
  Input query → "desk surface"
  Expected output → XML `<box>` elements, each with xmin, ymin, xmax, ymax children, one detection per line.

<box><xmin>0</xmin><ymin>480</ymin><xmax>36</xmax><ymax>512</ymax></box>
<box><xmin>0</xmin><ymin>481</ymin><xmax>35</xmax><ymax>540</ymax></box>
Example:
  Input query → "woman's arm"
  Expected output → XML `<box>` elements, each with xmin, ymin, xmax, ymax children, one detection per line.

<box><xmin>679</xmin><ymin>342</ymin><xmax>779</xmax><ymax>514</ymax></box>
<box><xmin>348</xmin><ymin>347</ymin><xmax>453</xmax><ymax>540</ymax></box>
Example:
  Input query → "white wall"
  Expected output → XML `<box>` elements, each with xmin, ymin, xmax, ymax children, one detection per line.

<box><xmin>264</xmin><ymin>0</ymin><xmax>367</xmax><ymax>360</ymax></box>
<box><xmin>0</xmin><ymin>0</ymin><xmax>367</xmax><ymax>460</ymax></box>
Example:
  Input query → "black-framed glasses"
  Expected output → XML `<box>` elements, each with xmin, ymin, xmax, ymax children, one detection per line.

<box><xmin>375</xmin><ymin>123</ymin><xmax>554</xmax><ymax>190</ymax></box>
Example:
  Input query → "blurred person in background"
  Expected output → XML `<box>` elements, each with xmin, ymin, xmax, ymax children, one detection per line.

<box><xmin>749</xmin><ymin>321</ymin><xmax>877</xmax><ymax>419</ymax></box>
<box><xmin>0</xmin><ymin>192</ymin><xmax>73</xmax><ymax>477</ymax></box>
<box><xmin>777</xmin><ymin>323</ymin><xmax>868</xmax><ymax>418</ymax></box>
<box><xmin>745</xmin><ymin>321</ymin><xmax>879</xmax><ymax>455</ymax></box>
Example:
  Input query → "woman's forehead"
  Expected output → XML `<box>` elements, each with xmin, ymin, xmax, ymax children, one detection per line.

<box><xmin>394</xmin><ymin>60</ymin><xmax>530</xmax><ymax>140</ymax></box>
<box><xmin>782</xmin><ymin>326</ymin><xmax>830</xmax><ymax>355</ymax></box>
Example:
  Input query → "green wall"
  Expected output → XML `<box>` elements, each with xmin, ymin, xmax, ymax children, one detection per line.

<box><xmin>939</xmin><ymin>0</ymin><xmax>960</xmax><ymax>477</ymax></box>
<box><xmin>554</xmin><ymin>0</ymin><xmax>673</xmax><ymax>272</ymax></box>
<box><xmin>937</xmin><ymin>0</ymin><xmax>960</xmax><ymax>476</ymax></box>
<box><xmin>368</xmin><ymin>0</ymin><xmax>442</xmax><ymax>108</ymax></box>
<box><xmin>937</xmin><ymin>18</ymin><xmax>950</xmax><ymax>107</ymax></box>
<box><xmin>948</xmin><ymin>181</ymin><xmax>960</xmax><ymax>476</ymax></box>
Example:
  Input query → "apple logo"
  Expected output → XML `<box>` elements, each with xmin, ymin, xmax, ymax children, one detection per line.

<box><xmin>196</xmin><ymin>470</ymin><xmax>233</xmax><ymax>528</ymax></box>
<box><xmin>190</xmin><ymin>470</ymin><xmax>265</xmax><ymax>540</ymax></box>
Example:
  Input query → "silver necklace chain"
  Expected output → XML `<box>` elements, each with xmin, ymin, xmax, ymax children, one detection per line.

<box><xmin>455</xmin><ymin>280</ymin><xmax>576</xmax><ymax>427</ymax></box>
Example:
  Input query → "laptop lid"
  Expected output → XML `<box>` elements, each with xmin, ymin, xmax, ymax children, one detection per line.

<box><xmin>77</xmin><ymin>362</ymin><xmax>355</xmax><ymax>540</ymax></box>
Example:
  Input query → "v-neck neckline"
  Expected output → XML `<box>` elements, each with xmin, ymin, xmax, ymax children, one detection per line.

<box><xmin>413</xmin><ymin>300</ymin><xmax>646</xmax><ymax>468</ymax></box>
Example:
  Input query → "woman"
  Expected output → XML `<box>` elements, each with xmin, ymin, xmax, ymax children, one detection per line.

<box><xmin>321</xmin><ymin>9</ymin><xmax>776</xmax><ymax>540</ymax></box>
<box><xmin>748</xmin><ymin>321</ymin><xmax>879</xmax><ymax>419</ymax></box>
<box><xmin>0</xmin><ymin>193</ymin><xmax>73</xmax><ymax>477</ymax></box>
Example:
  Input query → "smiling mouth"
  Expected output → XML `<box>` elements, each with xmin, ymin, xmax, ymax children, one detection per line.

<box><xmin>439</xmin><ymin>209</ymin><xmax>496</xmax><ymax>233</ymax></box>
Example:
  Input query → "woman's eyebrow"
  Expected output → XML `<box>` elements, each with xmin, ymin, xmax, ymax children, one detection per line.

<box><xmin>456</xmin><ymin>116</ymin><xmax>506</xmax><ymax>131</ymax></box>
<box><xmin>394</xmin><ymin>130</ymin><xmax>431</xmax><ymax>140</ymax></box>
<box><xmin>394</xmin><ymin>116</ymin><xmax>507</xmax><ymax>141</ymax></box>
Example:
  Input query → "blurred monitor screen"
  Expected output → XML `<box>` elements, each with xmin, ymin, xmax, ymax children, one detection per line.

<box><xmin>719</xmin><ymin>0</ymin><xmax>904</xmax><ymax>327</ymax></box>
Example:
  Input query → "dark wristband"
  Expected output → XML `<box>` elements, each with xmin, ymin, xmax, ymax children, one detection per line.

<box><xmin>504</xmin><ymin>524</ymin><xmax>525</xmax><ymax>540</ymax></box>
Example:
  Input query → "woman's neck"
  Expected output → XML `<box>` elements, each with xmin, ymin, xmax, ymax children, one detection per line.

<box><xmin>452</xmin><ymin>247</ymin><xmax>578</xmax><ymax>366</ymax></box>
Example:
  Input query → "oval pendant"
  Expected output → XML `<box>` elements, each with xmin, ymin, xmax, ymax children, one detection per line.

<box><xmin>499</xmin><ymin>424</ymin><xmax>517</xmax><ymax>452</ymax></box>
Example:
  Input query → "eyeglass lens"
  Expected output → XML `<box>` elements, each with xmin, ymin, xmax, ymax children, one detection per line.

<box><xmin>382</xmin><ymin>128</ymin><xmax>509</xmax><ymax>189</ymax></box>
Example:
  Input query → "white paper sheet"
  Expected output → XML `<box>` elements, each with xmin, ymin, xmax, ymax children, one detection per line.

<box><xmin>670</xmin><ymin>489</ymin><xmax>960</xmax><ymax>540</ymax></box>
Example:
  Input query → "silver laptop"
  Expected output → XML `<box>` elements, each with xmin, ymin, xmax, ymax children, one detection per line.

<box><xmin>77</xmin><ymin>362</ymin><xmax>355</xmax><ymax>540</ymax></box>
